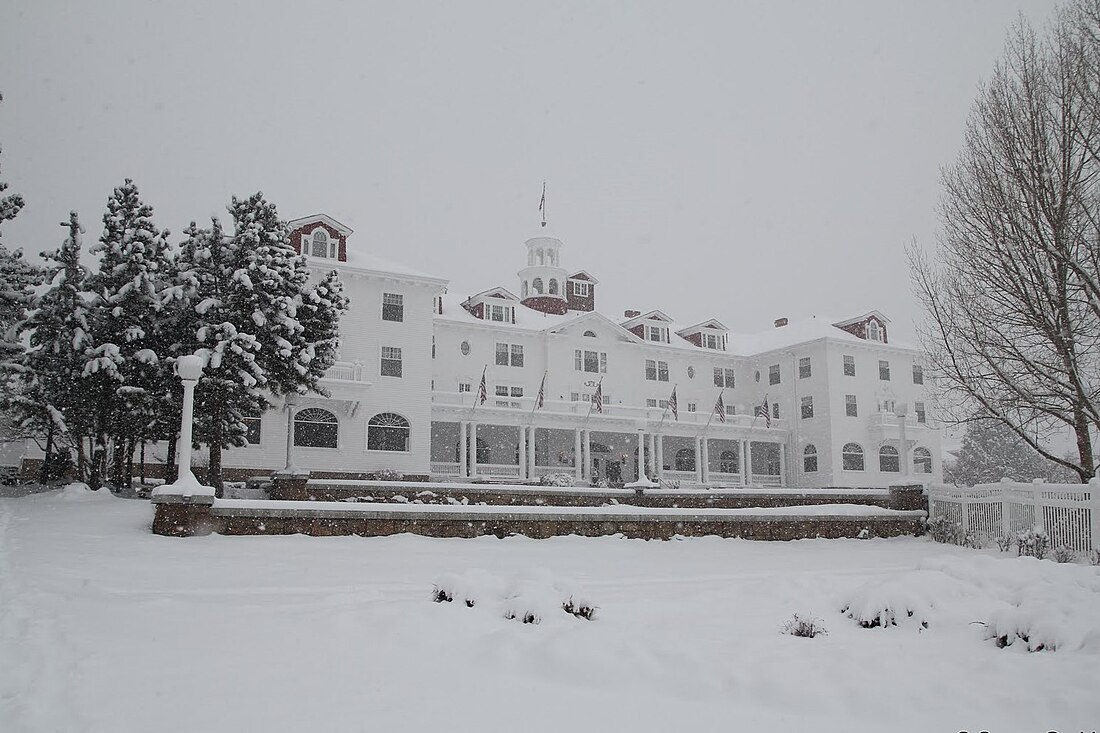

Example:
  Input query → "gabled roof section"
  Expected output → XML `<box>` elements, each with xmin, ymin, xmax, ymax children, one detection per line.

<box><xmin>287</xmin><ymin>213</ymin><xmax>354</xmax><ymax>237</ymax></box>
<box><xmin>568</xmin><ymin>270</ymin><xmax>600</xmax><ymax>285</ymax></box>
<box><xmin>547</xmin><ymin>310</ymin><xmax>644</xmax><ymax>343</ymax></box>
<box><xmin>620</xmin><ymin>309</ymin><xmax>674</xmax><ymax>328</ymax></box>
<box><xmin>832</xmin><ymin>310</ymin><xmax>890</xmax><ymax>328</ymax></box>
<box><xmin>464</xmin><ymin>286</ymin><xmax>520</xmax><ymax>304</ymax></box>
<box><xmin>676</xmin><ymin>318</ymin><xmax>729</xmax><ymax>336</ymax></box>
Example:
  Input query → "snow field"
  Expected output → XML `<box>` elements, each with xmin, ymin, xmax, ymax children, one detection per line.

<box><xmin>2</xmin><ymin>487</ymin><xmax>1099</xmax><ymax>733</ymax></box>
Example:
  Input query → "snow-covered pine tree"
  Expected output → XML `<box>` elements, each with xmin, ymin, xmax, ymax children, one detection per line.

<box><xmin>85</xmin><ymin>180</ymin><xmax>171</xmax><ymax>489</ymax></box>
<box><xmin>298</xmin><ymin>268</ymin><xmax>349</xmax><ymax>389</ymax></box>
<box><xmin>10</xmin><ymin>213</ymin><xmax>94</xmax><ymax>483</ymax></box>
<box><xmin>945</xmin><ymin>414</ymin><xmax>1063</xmax><ymax>486</ymax></box>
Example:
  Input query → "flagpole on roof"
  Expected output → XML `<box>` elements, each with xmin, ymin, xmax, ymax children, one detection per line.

<box><xmin>539</xmin><ymin>181</ymin><xmax>547</xmax><ymax>228</ymax></box>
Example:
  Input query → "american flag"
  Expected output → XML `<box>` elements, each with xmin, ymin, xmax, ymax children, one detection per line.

<box><xmin>592</xmin><ymin>380</ymin><xmax>604</xmax><ymax>413</ymax></box>
<box><xmin>713</xmin><ymin>392</ymin><xmax>726</xmax><ymax>423</ymax></box>
<box><xmin>535</xmin><ymin>371</ymin><xmax>547</xmax><ymax>410</ymax></box>
<box><xmin>755</xmin><ymin>394</ymin><xmax>771</xmax><ymax>428</ymax></box>
<box><xmin>477</xmin><ymin>366</ymin><xmax>488</xmax><ymax>405</ymax></box>
<box><xmin>668</xmin><ymin>386</ymin><xmax>678</xmax><ymax>421</ymax></box>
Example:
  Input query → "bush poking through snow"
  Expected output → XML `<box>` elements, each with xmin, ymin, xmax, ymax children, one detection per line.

<box><xmin>538</xmin><ymin>473</ymin><xmax>575</xmax><ymax>487</ymax></box>
<box><xmin>371</xmin><ymin>469</ymin><xmax>405</xmax><ymax>481</ymax></box>
<box><xmin>841</xmin><ymin>575</ymin><xmax>934</xmax><ymax>630</ymax></box>
<box><xmin>562</xmin><ymin>596</ymin><xmax>597</xmax><ymax>620</ymax></box>
<box><xmin>924</xmin><ymin>517</ymin><xmax>987</xmax><ymax>548</ymax></box>
<box><xmin>995</xmin><ymin>533</ymin><xmax>1015</xmax><ymax>553</ymax></box>
<box><xmin>432</xmin><ymin>586</ymin><xmax>453</xmax><ymax>603</ymax></box>
<box><xmin>1052</xmin><ymin>545</ymin><xmax>1076</xmax><ymax>564</ymax></box>
<box><xmin>782</xmin><ymin>614</ymin><xmax>827</xmax><ymax>638</ymax></box>
<box><xmin>1016</xmin><ymin>527</ymin><xmax>1050</xmax><ymax>559</ymax></box>
<box><xmin>504</xmin><ymin>610</ymin><xmax>540</xmax><ymax>624</ymax></box>
<box><xmin>1089</xmin><ymin>550</ymin><xmax>1100</xmax><ymax>566</ymax></box>
<box><xmin>856</xmin><ymin>528</ymin><xmax>871</xmax><ymax>540</ymax></box>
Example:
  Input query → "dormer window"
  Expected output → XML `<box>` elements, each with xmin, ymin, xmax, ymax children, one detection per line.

<box><xmin>868</xmin><ymin>320</ymin><xmax>881</xmax><ymax>341</ymax></box>
<box><xmin>647</xmin><ymin>325</ymin><xmax>668</xmax><ymax>343</ymax></box>
<box><xmin>487</xmin><ymin>304</ymin><xmax>513</xmax><ymax>322</ymax></box>
<box><xmin>310</xmin><ymin>229</ymin><xmax>336</xmax><ymax>259</ymax></box>
<box><xmin>701</xmin><ymin>332</ymin><xmax>726</xmax><ymax>350</ymax></box>
<box><xmin>572</xmin><ymin>281</ymin><xmax>591</xmax><ymax>297</ymax></box>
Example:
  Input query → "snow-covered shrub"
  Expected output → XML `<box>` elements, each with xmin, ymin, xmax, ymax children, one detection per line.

<box><xmin>995</xmin><ymin>533</ymin><xmax>1015</xmax><ymax>553</ymax></box>
<box><xmin>1088</xmin><ymin>550</ymin><xmax>1100</xmax><ymax>566</ymax></box>
<box><xmin>538</xmin><ymin>472</ymin><xmax>575</xmax><ymax>487</ymax></box>
<box><xmin>661</xmin><ymin>479</ymin><xmax>681</xmax><ymax>490</ymax></box>
<box><xmin>1017</xmin><ymin>527</ymin><xmax>1050</xmax><ymax>559</ymax></box>
<box><xmin>856</xmin><ymin>528</ymin><xmax>871</xmax><ymax>540</ymax></box>
<box><xmin>371</xmin><ymin>468</ymin><xmax>404</xmax><ymax>481</ymax></box>
<box><xmin>925</xmin><ymin>516</ymin><xmax>960</xmax><ymax>544</ymax></box>
<box><xmin>782</xmin><ymin>614</ymin><xmax>827</xmax><ymax>638</ymax></box>
<box><xmin>433</xmin><ymin>570</ymin><xmax>597</xmax><ymax>625</ymax></box>
<box><xmin>841</xmin><ymin>574</ymin><xmax>935</xmax><ymax>629</ymax></box>
<box><xmin>562</xmin><ymin>596</ymin><xmax>597</xmax><ymax>620</ymax></box>
<box><xmin>1052</xmin><ymin>545</ymin><xmax>1076</xmax><ymax>564</ymax></box>
<box><xmin>593</xmin><ymin>478</ymin><xmax>610</xmax><ymax>489</ymax></box>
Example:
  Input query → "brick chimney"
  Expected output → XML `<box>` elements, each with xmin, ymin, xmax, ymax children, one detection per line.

<box><xmin>625</xmin><ymin>309</ymin><xmax>641</xmax><ymax>319</ymax></box>
<box><xmin>774</xmin><ymin>317</ymin><xmax>788</xmax><ymax>328</ymax></box>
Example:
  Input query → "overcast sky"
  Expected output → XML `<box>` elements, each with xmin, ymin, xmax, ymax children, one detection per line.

<box><xmin>0</xmin><ymin>0</ymin><xmax>1062</xmax><ymax>341</ymax></box>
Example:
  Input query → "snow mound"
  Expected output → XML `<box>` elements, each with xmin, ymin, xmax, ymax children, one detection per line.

<box><xmin>56</xmin><ymin>483</ymin><xmax>110</xmax><ymax>502</ymax></box>
<box><xmin>433</xmin><ymin>568</ymin><xmax>597</xmax><ymax>625</ymax></box>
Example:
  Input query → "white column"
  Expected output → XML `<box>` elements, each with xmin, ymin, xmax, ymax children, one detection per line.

<box><xmin>701</xmin><ymin>438</ymin><xmax>710</xmax><ymax>485</ymax></box>
<box><xmin>584</xmin><ymin>430</ymin><xmax>592</xmax><ymax>482</ymax></box>
<box><xmin>636</xmin><ymin>430</ymin><xmax>646</xmax><ymax>482</ymax></box>
<box><xmin>518</xmin><ymin>425</ymin><xmax>526</xmax><ymax>481</ymax></box>
<box><xmin>574</xmin><ymin>428</ymin><xmax>582</xmax><ymax>481</ymax></box>
<box><xmin>694</xmin><ymin>436</ymin><xmax>703</xmax><ymax>485</ymax></box>
<box><xmin>746</xmin><ymin>440</ymin><xmax>754</xmax><ymax>486</ymax></box>
<box><xmin>656</xmin><ymin>434</ymin><xmax>664</xmax><ymax>480</ymax></box>
<box><xmin>469</xmin><ymin>422</ymin><xmax>479</xmax><ymax>479</ymax></box>
<box><xmin>739</xmin><ymin>439</ymin><xmax>747</xmax><ymax>486</ymax></box>
<box><xmin>778</xmin><ymin>443</ymin><xmax>786</xmax><ymax>487</ymax></box>
<box><xmin>283</xmin><ymin>394</ymin><xmax>298</xmax><ymax>473</ymax></box>
<box><xmin>528</xmin><ymin>426</ymin><xmax>537</xmax><ymax>478</ymax></box>
<box><xmin>459</xmin><ymin>421</ymin><xmax>468</xmax><ymax>478</ymax></box>
<box><xmin>647</xmin><ymin>433</ymin><xmax>656</xmax><ymax>479</ymax></box>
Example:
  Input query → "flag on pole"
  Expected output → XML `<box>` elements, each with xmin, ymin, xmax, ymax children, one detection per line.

<box><xmin>535</xmin><ymin>371</ymin><xmax>547</xmax><ymax>410</ymax></box>
<box><xmin>712</xmin><ymin>392</ymin><xmax>726</xmax><ymax>424</ymax></box>
<box><xmin>668</xmin><ymin>386</ymin><xmax>678</xmax><ymax>421</ymax></box>
<box><xmin>539</xmin><ymin>183</ymin><xmax>546</xmax><ymax>214</ymax></box>
<box><xmin>592</xmin><ymin>379</ymin><xmax>604</xmax><ymax>414</ymax></box>
<box><xmin>477</xmin><ymin>366</ymin><xmax>488</xmax><ymax>405</ymax></box>
<box><xmin>755</xmin><ymin>394</ymin><xmax>771</xmax><ymax>428</ymax></box>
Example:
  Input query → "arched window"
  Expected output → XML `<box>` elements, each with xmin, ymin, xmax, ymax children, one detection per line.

<box><xmin>311</xmin><ymin>229</ymin><xmax>329</xmax><ymax>258</ymax></box>
<box><xmin>367</xmin><ymin>412</ymin><xmax>410</xmax><ymax>452</ymax></box>
<box><xmin>868</xmin><ymin>321</ymin><xmax>880</xmax><ymax>341</ymax></box>
<box><xmin>583</xmin><ymin>330</ymin><xmax>597</xmax><ymax>338</ymax></box>
<box><xmin>537</xmin><ymin>248</ymin><xmax>545</xmax><ymax>265</ymax></box>
<box><xmin>548</xmin><ymin>278</ymin><xmax>559</xmax><ymax>295</ymax></box>
<box><xmin>532</xmin><ymin>278</ymin><xmax>544</xmax><ymax>294</ymax></box>
<box><xmin>522</xmin><ymin>281</ymin><xmax>529</xmax><ymax>298</ymax></box>
<box><xmin>675</xmin><ymin>447</ymin><xmax>696</xmax><ymax>471</ymax></box>
<box><xmin>803</xmin><ymin>444</ymin><xmax>818</xmax><ymax>473</ymax></box>
<box><xmin>879</xmin><ymin>444</ymin><xmax>899</xmax><ymax>472</ymax></box>
<box><xmin>549</xmin><ymin>250</ymin><xmax>557</xmax><ymax>265</ymax></box>
<box><xmin>294</xmin><ymin>408</ymin><xmax>338</xmax><ymax>448</ymax></box>
<box><xmin>913</xmin><ymin>447</ymin><xmax>932</xmax><ymax>474</ymax></box>
<box><xmin>842</xmin><ymin>443</ymin><xmax>864</xmax><ymax>471</ymax></box>
<box><xmin>718</xmin><ymin>450</ymin><xmax>738</xmax><ymax>473</ymax></box>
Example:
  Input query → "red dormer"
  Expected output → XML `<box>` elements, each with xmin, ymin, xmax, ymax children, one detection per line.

<box><xmin>832</xmin><ymin>311</ymin><xmax>890</xmax><ymax>343</ymax></box>
<box><xmin>677</xmin><ymin>319</ymin><xmax>729</xmax><ymax>350</ymax></box>
<box><xmin>620</xmin><ymin>309</ymin><xmax>674</xmax><ymax>343</ymax></box>
<box><xmin>287</xmin><ymin>214</ymin><xmax>353</xmax><ymax>263</ymax></box>
<box><xmin>566</xmin><ymin>271</ymin><xmax>598</xmax><ymax>312</ymax></box>
<box><xmin>461</xmin><ymin>287</ymin><xmax>520</xmax><ymax>324</ymax></box>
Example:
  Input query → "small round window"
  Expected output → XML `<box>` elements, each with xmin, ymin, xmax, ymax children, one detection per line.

<box><xmin>460</xmin><ymin>341</ymin><xmax>470</xmax><ymax>356</ymax></box>
<box><xmin>687</xmin><ymin>366</ymin><xmax>696</xmax><ymax>379</ymax></box>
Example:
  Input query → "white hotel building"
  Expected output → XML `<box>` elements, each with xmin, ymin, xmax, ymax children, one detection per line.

<box><xmin>219</xmin><ymin>214</ymin><xmax>941</xmax><ymax>488</ymax></box>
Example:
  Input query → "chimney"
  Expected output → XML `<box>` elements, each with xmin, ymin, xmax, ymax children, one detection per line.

<box><xmin>774</xmin><ymin>317</ymin><xmax>788</xmax><ymax>328</ymax></box>
<box><xmin>625</xmin><ymin>309</ymin><xmax>641</xmax><ymax>319</ymax></box>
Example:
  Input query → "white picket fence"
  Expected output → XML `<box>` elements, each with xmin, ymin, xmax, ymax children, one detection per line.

<box><xmin>928</xmin><ymin>478</ymin><xmax>1100</xmax><ymax>553</ymax></box>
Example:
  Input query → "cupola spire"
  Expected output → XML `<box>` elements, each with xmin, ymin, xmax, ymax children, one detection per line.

<box><xmin>539</xmin><ymin>181</ymin><xmax>547</xmax><ymax>228</ymax></box>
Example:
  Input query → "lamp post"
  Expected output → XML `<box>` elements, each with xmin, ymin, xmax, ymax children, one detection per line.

<box><xmin>895</xmin><ymin>404</ymin><xmax>910</xmax><ymax>477</ymax></box>
<box><xmin>153</xmin><ymin>354</ymin><xmax>211</xmax><ymax>497</ymax></box>
<box><xmin>284</xmin><ymin>392</ymin><xmax>300</xmax><ymax>473</ymax></box>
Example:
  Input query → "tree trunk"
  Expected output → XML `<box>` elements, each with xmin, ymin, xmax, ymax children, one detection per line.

<box><xmin>124</xmin><ymin>438</ymin><xmax>135</xmax><ymax>493</ymax></box>
<box><xmin>208</xmin><ymin>443</ymin><xmax>223</xmax><ymax>496</ymax></box>
<box><xmin>1073</xmin><ymin>406</ymin><xmax>1095</xmax><ymax>482</ymax></box>
<box><xmin>140</xmin><ymin>440</ymin><xmax>146</xmax><ymax>487</ymax></box>
<box><xmin>110</xmin><ymin>436</ymin><xmax>125</xmax><ymax>488</ymax></box>
<box><xmin>41</xmin><ymin>422</ymin><xmax>54</xmax><ymax>485</ymax></box>
<box><xmin>76</xmin><ymin>436</ymin><xmax>87</xmax><ymax>483</ymax></box>
<box><xmin>165</xmin><ymin>433</ymin><xmax>178</xmax><ymax>483</ymax></box>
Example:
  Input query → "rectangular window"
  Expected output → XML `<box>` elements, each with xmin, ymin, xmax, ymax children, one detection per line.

<box><xmin>804</xmin><ymin>452</ymin><xmax>818</xmax><ymax>473</ymax></box>
<box><xmin>510</xmin><ymin>344</ymin><xmax>524</xmax><ymax>367</ymax></box>
<box><xmin>772</xmin><ymin>403</ymin><xmax>780</xmax><ymax>419</ymax></box>
<box><xmin>769</xmin><ymin>364</ymin><xmax>781</xmax><ymax>385</ymax></box>
<box><xmin>702</xmin><ymin>333</ymin><xmax>724</xmax><ymax>350</ymax></box>
<box><xmin>845</xmin><ymin>394</ymin><xmax>858</xmax><ymax>417</ymax></box>
<box><xmin>915</xmin><ymin>401</ymin><xmax>926</xmax><ymax>424</ymax></box>
<box><xmin>495</xmin><ymin>385</ymin><xmax>509</xmax><ymax>396</ymax></box>
<box><xmin>575</xmin><ymin>350</ymin><xmax>582</xmax><ymax>371</ymax></box>
<box><xmin>510</xmin><ymin>386</ymin><xmax>523</xmax><ymax>398</ymax></box>
<box><xmin>570</xmin><ymin>392</ymin><xmax>579</xmax><ymax>402</ymax></box>
<box><xmin>799</xmin><ymin>357</ymin><xmax>811</xmax><ymax>379</ymax></box>
<box><xmin>647</xmin><ymin>325</ymin><xmax>665</xmax><ymax>342</ymax></box>
<box><xmin>647</xmin><ymin>398</ymin><xmax>657</xmax><ymax>407</ymax></box>
<box><xmin>713</xmin><ymin>367</ymin><xmax>723</xmax><ymax>387</ymax></box>
<box><xmin>381</xmin><ymin>346</ymin><xmax>402</xmax><ymax>377</ymax></box>
<box><xmin>725</xmin><ymin>404</ymin><xmax>735</xmax><ymax>416</ymax></box>
<box><xmin>243</xmin><ymin>415</ymin><xmax>262</xmax><ymax>445</ymax></box>
<box><xmin>801</xmin><ymin>396</ymin><xmax>814</xmax><ymax>419</ymax></box>
<box><xmin>657</xmin><ymin>361</ymin><xmax>669</xmax><ymax>382</ymax></box>
<box><xmin>879</xmin><ymin>360</ymin><xmax>891</xmax><ymax>381</ymax></box>
<box><xmin>913</xmin><ymin>364</ymin><xmax>924</xmax><ymax>384</ymax></box>
<box><xmin>489</xmin><ymin>304</ymin><xmax>510</xmax><ymax>322</ymax></box>
<box><xmin>687</xmin><ymin>403</ymin><xmax>697</xmax><ymax>413</ymax></box>
<box><xmin>843</xmin><ymin>355</ymin><xmax>856</xmax><ymax>376</ymax></box>
<box><xmin>583</xmin><ymin>350</ymin><xmax>600</xmax><ymax>373</ymax></box>
<box><xmin>723</xmin><ymin>368</ymin><xmax>735</xmax><ymax>388</ymax></box>
<box><xmin>496</xmin><ymin>343</ymin><xmax>509</xmax><ymax>366</ymax></box>
<box><xmin>381</xmin><ymin>292</ymin><xmax>403</xmax><ymax>322</ymax></box>
<box><xmin>646</xmin><ymin>360</ymin><xmax>657</xmax><ymax>381</ymax></box>
<box><xmin>573</xmin><ymin>281</ymin><xmax>590</xmax><ymax>297</ymax></box>
<box><xmin>599</xmin><ymin>352</ymin><xmax>607</xmax><ymax>373</ymax></box>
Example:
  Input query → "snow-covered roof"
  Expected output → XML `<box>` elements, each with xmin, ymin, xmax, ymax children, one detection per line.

<box><xmin>287</xmin><ymin>214</ymin><xmax>354</xmax><ymax>237</ymax></box>
<box><xmin>832</xmin><ymin>310</ymin><xmax>891</xmax><ymax>327</ymax></box>
<box><xmin>726</xmin><ymin>315</ymin><xmax>917</xmax><ymax>355</ymax></box>
<box><xmin>620</xmin><ymin>309</ymin><xmax>674</xmax><ymax>328</ymax></box>
<box><xmin>677</xmin><ymin>319</ymin><xmax>728</xmax><ymax>335</ymax></box>
<box><xmin>568</xmin><ymin>270</ymin><xmax>599</xmax><ymax>284</ymax></box>
<box><xmin>327</xmin><ymin>248</ymin><xmax>447</xmax><ymax>285</ymax></box>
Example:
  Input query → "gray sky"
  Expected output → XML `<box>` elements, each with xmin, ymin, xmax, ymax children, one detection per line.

<box><xmin>0</xmin><ymin>0</ymin><xmax>1062</xmax><ymax>341</ymax></box>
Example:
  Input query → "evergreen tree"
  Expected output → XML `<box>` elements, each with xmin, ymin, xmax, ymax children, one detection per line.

<box><xmin>84</xmin><ymin>180</ymin><xmax>171</xmax><ymax>488</ymax></box>
<box><xmin>945</xmin><ymin>415</ymin><xmax>1063</xmax><ymax>486</ymax></box>
<box><xmin>9</xmin><ymin>213</ymin><xmax>94</xmax><ymax>482</ymax></box>
<box><xmin>299</xmin><ymin>268</ymin><xmax>349</xmax><ymax>386</ymax></box>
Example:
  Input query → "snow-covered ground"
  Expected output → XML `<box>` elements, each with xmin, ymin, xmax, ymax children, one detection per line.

<box><xmin>2</xmin><ymin>487</ymin><xmax>1098</xmax><ymax>733</ymax></box>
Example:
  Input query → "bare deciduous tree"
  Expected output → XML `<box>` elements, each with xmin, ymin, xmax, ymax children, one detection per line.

<box><xmin>910</xmin><ymin>1</ymin><xmax>1100</xmax><ymax>482</ymax></box>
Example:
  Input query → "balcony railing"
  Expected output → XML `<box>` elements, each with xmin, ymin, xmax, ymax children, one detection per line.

<box><xmin>323</xmin><ymin>361</ymin><xmax>366</xmax><ymax>382</ymax></box>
